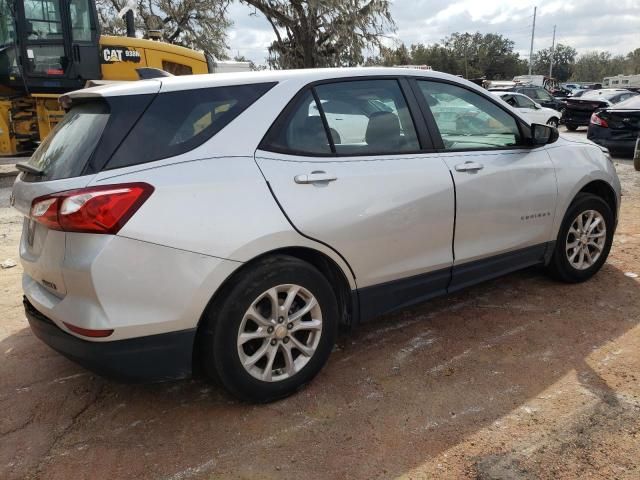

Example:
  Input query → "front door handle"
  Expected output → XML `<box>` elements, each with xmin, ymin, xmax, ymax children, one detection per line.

<box><xmin>294</xmin><ymin>172</ymin><xmax>337</xmax><ymax>184</ymax></box>
<box><xmin>455</xmin><ymin>161</ymin><xmax>484</xmax><ymax>172</ymax></box>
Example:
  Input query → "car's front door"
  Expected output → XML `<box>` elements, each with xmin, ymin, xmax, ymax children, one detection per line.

<box><xmin>256</xmin><ymin>78</ymin><xmax>455</xmax><ymax>319</ymax></box>
<box><xmin>414</xmin><ymin>80</ymin><xmax>558</xmax><ymax>291</ymax></box>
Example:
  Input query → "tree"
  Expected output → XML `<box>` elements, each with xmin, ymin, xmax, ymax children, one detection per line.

<box><xmin>626</xmin><ymin>48</ymin><xmax>640</xmax><ymax>74</ymax></box>
<box><xmin>444</xmin><ymin>32</ymin><xmax>526</xmax><ymax>79</ymax></box>
<box><xmin>96</xmin><ymin>0</ymin><xmax>231</xmax><ymax>59</ymax></box>
<box><xmin>240</xmin><ymin>0</ymin><xmax>395</xmax><ymax>69</ymax></box>
<box><xmin>532</xmin><ymin>43</ymin><xmax>577</xmax><ymax>81</ymax></box>
<box><xmin>571</xmin><ymin>51</ymin><xmax>616</xmax><ymax>82</ymax></box>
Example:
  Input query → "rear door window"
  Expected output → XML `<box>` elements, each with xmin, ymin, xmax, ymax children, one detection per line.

<box><xmin>107</xmin><ymin>82</ymin><xmax>276</xmax><ymax>169</ymax></box>
<box><xmin>26</xmin><ymin>101</ymin><xmax>109</xmax><ymax>180</ymax></box>
<box><xmin>315</xmin><ymin>80</ymin><xmax>420</xmax><ymax>155</ymax></box>
<box><xmin>261</xmin><ymin>90</ymin><xmax>332</xmax><ymax>155</ymax></box>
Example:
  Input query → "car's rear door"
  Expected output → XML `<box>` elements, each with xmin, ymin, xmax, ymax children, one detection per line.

<box><xmin>412</xmin><ymin>79</ymin><xmax>557</xmax><ymax>291</ymax></box>
<box><xmin>255</xmin><ymin>77</ymin><xmax>455</xmax><ymax>319</ymax></box>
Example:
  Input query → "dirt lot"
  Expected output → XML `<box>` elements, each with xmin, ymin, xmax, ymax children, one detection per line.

<box><xmin>1</xmin><ymin>140</ymin><xmax>639</xmax><ymax>479</ymax></box>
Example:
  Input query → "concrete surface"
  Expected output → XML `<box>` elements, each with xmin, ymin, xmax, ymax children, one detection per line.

<box><xmin>0</xmin><ymin>128</ymin><xmax>639</xmax><ymax>479</ymax></box>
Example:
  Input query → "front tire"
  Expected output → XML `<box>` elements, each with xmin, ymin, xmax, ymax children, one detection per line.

<box><xmin>565</xmin><ymin>124</ymin><xmax>578</xmax><ymax>131</ymax></box>
<box><xmin>547</xmin><ymin>193</ymin><xmax>614</xmax><ymax>283</ymax></box>
<box><xmin>547</xmin><ymin>117</ymin><xmax>559</xmax><ymax>128</ymax></box>
<box><xmin>200</xmin><ymin>255</ymin><xmax>338</xmax><ymax>402</ymax></box>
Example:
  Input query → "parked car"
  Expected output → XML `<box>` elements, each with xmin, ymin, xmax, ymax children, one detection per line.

<box><xmin>587</xmin><ymin>95</ymin><xmax>640</xmax><ymax>156</ymax></box>
<box><xmin>488</xmin><ymin>85</ymin><xmax>564</xmax><ymax>111</ymax></box>
<box><xmin>12</xmin><ymin>68</ymin><xmax>621</xmax><ymax>402</ymax></box>
<box><xmin>563</xmin><ymin>89</ymin><xmax>638</xmax><ymax>131</ymax></box>
<box><xmin>561</xmin><ymin>83</ymin><xmax>582</xmax><ymax>92</ymax></box>
<box><xmin>493</xmin><ymin>91</ymin><xmax>562</xmax><ymax>127</ymax></box>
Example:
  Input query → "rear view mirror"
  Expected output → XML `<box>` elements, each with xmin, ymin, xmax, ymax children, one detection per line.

<box><xmin>531</xmin><ymin>123</ymin><xmax>559</xmax><ymax>145</ymax></box>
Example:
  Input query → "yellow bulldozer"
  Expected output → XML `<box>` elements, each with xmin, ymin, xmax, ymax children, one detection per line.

<box><xmin>0</xmin><ymin>0</ymin><xmax>211</xmax><ymax>156</ymax></box>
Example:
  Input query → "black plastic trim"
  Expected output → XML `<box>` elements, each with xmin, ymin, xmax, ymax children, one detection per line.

<box><xmin>448</xmin><ymin>243</ymin><xmax>547</xmax><ymax>293</ymax></box>
<box><xmin>24</xmin><ymin>297</ymin><xmax>195</xmax><ymax>382</ymax></box>
<box><xmin>354</xmin><ymin>243</ymin><xmax>550</xmax><ymax>324</ymax></box>
<box><xmin>358</xmin><ymin>267</ymin><xmax>451</xmax><ymax>323</ymax></box>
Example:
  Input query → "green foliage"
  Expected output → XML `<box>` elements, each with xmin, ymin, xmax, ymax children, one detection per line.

<box><xmin>240</xmin><ymin>0</ymin><xmax>395</xmax><ymax>69</ymax></box>
<box><xmin>570</xmin><ymin>51</ymin><xmax>636</xmax><ymax>82</ymax></box>
<box><xmin>96</xmin><ymin>0</ymin><xmax>231</xmax><ymax>59</ymax></box>
<box><xmin>366</xmin><ymin>32</ymin><xmax>527</xmax><ymax>79</ymax></box>
<box><xmin>532</xmin><ymin>43</ymin><xmax>577</xmax><ymax>81</ymax></box>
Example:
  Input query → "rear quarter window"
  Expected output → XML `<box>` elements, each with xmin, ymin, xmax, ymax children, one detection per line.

<box><xmin>106</xmin><ymin>82</ymin><xmax>276</xmax><ymax>170</ymax></box>
<box><xmin>26</xmin><ymin>101</ymin><xmax>109</xmax><ymax>181</ymax></box>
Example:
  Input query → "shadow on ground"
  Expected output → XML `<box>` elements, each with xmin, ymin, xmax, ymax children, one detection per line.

<box><xmin>1</xmin><ymin>263</ymin><xmax>639</xmax><ymax>479</ymax></box>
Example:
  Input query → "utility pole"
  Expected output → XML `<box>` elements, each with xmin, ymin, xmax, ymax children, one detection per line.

<box><xmin>464</xmin><ymin>44</ymin><xmax>468</xmax><ymax>79</ymax></box>
<box><xmin>528</xmin><ymin>6</ymin><xmax>537</xmax><ymax>75</ymax></box>
<box><xmin>549</xmin><ymin>25</ymin><xmax>556</xmax><ymax>78</ymax></box>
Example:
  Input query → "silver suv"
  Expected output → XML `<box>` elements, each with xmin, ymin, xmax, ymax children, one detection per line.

<box><xmin>11</xmin><ymin>68</ymin><xmax>621</xmax><ymax>402</ymax></box>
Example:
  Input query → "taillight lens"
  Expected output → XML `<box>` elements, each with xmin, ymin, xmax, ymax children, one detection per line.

<box><xmin>30</xmin><ymin>183</ymin><xmax>154</xmax><ymax>234</ymax></box>
<box><xmin>590</xmin><ymin>112</ymin><xmax>608</xmax><ymax>128</ymax></box>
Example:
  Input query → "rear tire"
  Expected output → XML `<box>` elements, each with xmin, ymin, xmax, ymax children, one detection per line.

<box><xmin>546</xmin><ymin>193</ymin><xmax>614</xmax><ymax>283</ymax></box>
<box><xmin>200</xmin><ymin>255</ymin><xmax>338</xmax><ymax>402</ymax></box>
<box><xmin>565</xmin><ymin>124</ymin><xmax>578</xmax><ymax>131</ymax></box>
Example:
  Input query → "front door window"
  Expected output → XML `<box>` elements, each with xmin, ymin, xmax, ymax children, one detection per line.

<box><xmin>416</xmin><ymin>81</ymin><xmax>521</xmax><ymax>150</ymax></box>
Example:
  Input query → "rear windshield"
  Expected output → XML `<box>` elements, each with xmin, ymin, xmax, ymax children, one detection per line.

<box><xmin>613</xmin><ymin>95</ymin><xmax>640</xmax><ymax>109</ymax></box>
<box><xmin>106</xmin><ymin>82</ymin><xmax>276</xmax><ymax>169</ymax></box>
<box><xmin>580</xmin><ymin>90</ymin><xmax>625</xmax><ymax>101</ymax></box>
<box><xmin>26</xmin><ymin>101</ymin><xmax>109</xmax><ymax>181</ymax></box>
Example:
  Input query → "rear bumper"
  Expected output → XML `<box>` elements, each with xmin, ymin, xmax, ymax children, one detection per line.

<box><xmin>24</xmin><ymin>297</ymin><xmax>196</xmax><ymax>382</ymax></box>
<box><xmin>587</xmin><ymin>126</ymin><xmax>637</xmax><ymax>154</ymax></box>
<box><xmin>562</xmin><ymin>113</ymin><xmax>592</xmax><ymax>126</ymax></box>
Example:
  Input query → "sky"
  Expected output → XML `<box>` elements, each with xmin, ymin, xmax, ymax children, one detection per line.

<box><xmin>225</xmin><ymin>0</ymin><xmax>640</xmax><ymax>64</ymax></box>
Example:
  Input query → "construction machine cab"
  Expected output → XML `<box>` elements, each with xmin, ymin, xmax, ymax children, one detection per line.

<box><xmin>0</xmin><ymin>0</ymin><xmax>101</xmax><ymax>93</ymax></box>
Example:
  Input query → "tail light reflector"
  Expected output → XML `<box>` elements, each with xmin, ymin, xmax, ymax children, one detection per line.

<box><xmin>63</xmin><ymin>322</ymin><xmax>114</xmax><ymax>338</ymax></box>
<box><xmin>590</xmin><ymin>113</ymin><xmax>608</xmax><ymax>128</ymax></box>
<box><xmin>30</xmin><ymin>183</ymin><xmax>154</xmax><ymax>234</ymax></box>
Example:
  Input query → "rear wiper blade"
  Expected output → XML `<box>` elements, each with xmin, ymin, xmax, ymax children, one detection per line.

<box><xmin>15</xmin><ymin>163</ymin><xmax>44</xmax><ymax>176</ymax></box>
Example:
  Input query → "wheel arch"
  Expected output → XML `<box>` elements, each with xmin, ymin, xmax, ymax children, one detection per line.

<box><xmin>577</xmin><ymin>179</ymin><xmax>619</xmax><ymax>223</ymax></box>
<box><xmin>192</xmin><ymin>246</ymin><xmax>356</xmax><ymax>372</ymax></box>
<box><xmin>194</xmin><ymin>246</ymin><xmax>355</xmax><ymax>344</ymax></box>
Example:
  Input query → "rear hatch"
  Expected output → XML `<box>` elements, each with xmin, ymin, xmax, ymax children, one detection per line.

<box><xmin>564</xmin><ymin>98</ymin><xmax>609</xmax><ymax>124</ymax></box>
<box><xmin>12</xmin><ymin>83</ymin><xmax>160</xmax><ymax>299</ymax></box>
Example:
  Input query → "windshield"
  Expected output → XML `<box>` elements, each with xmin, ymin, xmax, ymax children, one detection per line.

<box><xmin>27</xmin><ymin>101</ymin><xmax>110</xmax><ymax>180</ymax></box>
<box><xmin>0</xmin><ymin>0</ymin><xmax>16</xmax><ymax>47</ymax></box>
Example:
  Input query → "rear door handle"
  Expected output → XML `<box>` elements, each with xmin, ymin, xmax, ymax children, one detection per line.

<box><xmin>294</xmin><ymin>172</ymin><xmax>337</xmax><ymax>184</ymax></box>
<box><xmin>455</xmin><ymin>161</ymin><xmax>484</xmax><ymax>172</ymax></box>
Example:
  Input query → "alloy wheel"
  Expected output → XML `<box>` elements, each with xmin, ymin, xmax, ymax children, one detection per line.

<box><xmin>565</xmin><ymin>209</ymin><xmax>607</xmax><ymax>270</ymax></box>
<box><xmin>237</xmin><ymin>284</ymin><xmax>323</xmax><ymax>382</ymax></box>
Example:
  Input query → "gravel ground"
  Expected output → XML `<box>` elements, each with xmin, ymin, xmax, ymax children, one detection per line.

<box><xmin>1</xmin><ymin>129</ymin><xmax>639</xmax><ymax>479</ymax></box>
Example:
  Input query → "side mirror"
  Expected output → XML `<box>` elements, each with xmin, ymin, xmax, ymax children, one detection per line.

<box><xmin>531</xmin><ymin>123</ymin><xmax>559</xmax><ymax>145</ymax></box>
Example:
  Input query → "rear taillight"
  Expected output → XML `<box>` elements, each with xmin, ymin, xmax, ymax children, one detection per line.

<box><xmin>30</xmin><ymin>183</ymin><xmax>154</xmax><ymax>234</ymax></box>
<box><xmin>590</xmin><ymin>112</ymin><xmax>609</xmax><ymax>128</ymax></box>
